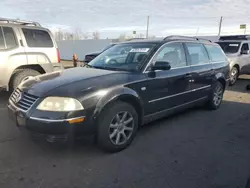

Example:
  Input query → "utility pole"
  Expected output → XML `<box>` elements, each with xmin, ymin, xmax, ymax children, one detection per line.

<box><xmin>146</xmin><ymin>16</ymin><xmax>149</xmax><ymax>39</ymax></box>
<box><xmin>218</xmin><ymin>16</ymin><xmax>223</xmax><ymax>37</ymax></box>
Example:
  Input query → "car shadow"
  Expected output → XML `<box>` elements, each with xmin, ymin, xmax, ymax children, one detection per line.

<box><xmin>226</xmin><ymin>76</ymin><xmax>250</xmax><ymax>93</ymax></box>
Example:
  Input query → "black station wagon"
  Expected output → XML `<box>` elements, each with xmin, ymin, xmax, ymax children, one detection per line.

<box><xmin>8</xmin><ymin>36</ymin><xmax>230</xmax><ymax>152</ymax></box>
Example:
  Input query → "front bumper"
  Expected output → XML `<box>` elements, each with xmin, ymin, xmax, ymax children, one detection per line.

<box><xmin>7</xmin><ymin>102</ymin><xmax>96</xmax><ymax>140</ymax></box>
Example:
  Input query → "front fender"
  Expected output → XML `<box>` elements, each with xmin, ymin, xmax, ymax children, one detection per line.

<box><xmin>93</xmin><ymin>87</ymin><xmax>143</xmax><ymax>118</ymax></box>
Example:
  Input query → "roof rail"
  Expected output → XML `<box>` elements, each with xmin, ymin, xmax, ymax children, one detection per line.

<box><xmin>163</xmin><ymin>35</ymin><xmax>211</xmax><ymax>42</ymax></box>
<box><xmin>0</xmin><ymin>18</ymin><xmax>41</xmax><ymax>27</ymax></box>
<box><xmin>127</xmin><ymin>38</ymin><xmax>145</xmax><ymax>41</ymax></box>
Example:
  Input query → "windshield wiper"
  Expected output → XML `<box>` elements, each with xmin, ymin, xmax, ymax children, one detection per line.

<box><xmin>92</xmin><ymin>66</ymin><xmax>130</xmax><ymax>72</ymax></box>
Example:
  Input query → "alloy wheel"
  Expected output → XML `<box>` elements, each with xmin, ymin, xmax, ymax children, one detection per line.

<box><xmin>213</xmin><ymin>84</ymin><xmax>223</xmax><ymax>106</ymax></box>
<box><xmin>109</xmin><ymin>111</ymin><xmax>134</xmax><ymax>145</ymax></box>
<box><xmin>230</xmin><ymin>68</ymin><xmax>238</xmax><ymax>85</ymax></box>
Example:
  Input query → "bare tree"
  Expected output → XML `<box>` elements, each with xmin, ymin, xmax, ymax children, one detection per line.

<box><xmin>118</xmin><ymin>34</ymin><xmax>126</xmax><ymax>41</ymax></box>
<box><xmin>54</xmin><ymin>30</ymin><xmax>64</xmax><ymax>41</ymax></box>
<box><xmin>92</xmin><ymin>31</ymin><xmax>100</xmax><ymax>39</ymax></box>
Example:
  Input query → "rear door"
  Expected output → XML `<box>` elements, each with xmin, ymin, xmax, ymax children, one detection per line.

<box><xmin>0</xmin><ymin>26</ymin><xmax>27</xmax><ymax>88</ymax></box>
<box><xmin>144</xmin><ymin>42</ymin><xmax>193</xmax><ymax>115</ymax></box>
<box><xmin>184</xmin><ymin>42</ymin><xmax>214</xmax><ymax>100</ymax></box>
<box><xmin>21</xmin><ymin>28</ymin><xmax>60</xmax><ymax>72</ymax></box>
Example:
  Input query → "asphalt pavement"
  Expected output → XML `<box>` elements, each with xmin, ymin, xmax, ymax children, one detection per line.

<box><xmin>0</xmin><ymin>77</ymin><xmax>250</xmax><ymax>188</ymax></box>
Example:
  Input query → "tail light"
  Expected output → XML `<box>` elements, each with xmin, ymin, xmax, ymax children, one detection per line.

<box><xmin>56</xmin><ymin>48</ymin><xmax>61</xmax><ymax>63</ymax></box>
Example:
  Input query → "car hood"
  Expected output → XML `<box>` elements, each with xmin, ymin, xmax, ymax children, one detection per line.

<box><xmin>19</xmin><ymin>67</ymin><xmax>133</xmax><ymax>97</ymax></box>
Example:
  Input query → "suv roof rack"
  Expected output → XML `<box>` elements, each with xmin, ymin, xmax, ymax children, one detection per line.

<box><xmin>0</xmin><ymin>18</ymin><xmax>41</xmax><ymax>27</ymax></box>
<box><xmin>163</xmin><ymin>35</ymin><xmax>212</xmax><ymax>42</ymax></box>
<box><xmin>219</xmin><ymin>35</ymin><xmax>250</xmax><ymax>41</ymax></box>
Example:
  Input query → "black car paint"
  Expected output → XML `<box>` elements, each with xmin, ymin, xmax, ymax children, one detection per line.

<box><xmin>8</xmin><ymin>40</ymin><xmax>229</xmax><ymax>138</ymax></box>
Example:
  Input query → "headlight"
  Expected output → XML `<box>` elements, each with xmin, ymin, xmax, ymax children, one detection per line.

<box><xmin>37</xmin><ymin>97</ymin><xmax>84</xmax><ymax>112</ymax></box>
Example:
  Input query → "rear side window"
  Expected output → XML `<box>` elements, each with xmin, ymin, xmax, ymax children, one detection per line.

<box><xmin>205</xmin><ymin>44</ymin><xmax>227</xmax><ymax>62</ymax></box>
<box><xmin>0</xmin><ymin>27</ymin><xmax>18</xmax><ymax>50</ymax></box>
<box><xmin>22</xmin><ymin>29</ymin><xmax>53</xmax><ymax>48</ymax></box>
<box><xmin>3</xmin><ymin>27</ymin><xmax>17</xmax><ymax>49</ymax></box>
<box><xmin>185</xmin><ymin>43</ymin><xmax>209</xmax><ymax>65</ymax></box>
<box><xmin>0</xmin><ymin>28</ymin><xmax>5</xmax><ymax>50</ymax></box>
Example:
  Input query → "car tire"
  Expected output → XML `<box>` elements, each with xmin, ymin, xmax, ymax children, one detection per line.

<box><xmin>207</xmin><ymin>81</ymin><xmax>224</xmax><ymax>110</ymax></box>
<box><xmin>11</xmin><ymin>69</ymin><xmax>40</xmax><ymax>90</ymax></box>
<box><xmin>229</xmin><ymin>66</ymin><xmax>239</xmax><ymax>86</ymax></box>
<box><xmin>97</xmin><ymin>101</ymin><xmax>138</xmax><ymax>152</ymax></box>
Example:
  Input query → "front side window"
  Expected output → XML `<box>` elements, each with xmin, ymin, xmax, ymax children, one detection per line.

<box><xmin>0</xmin><ymin>28</ymin><xmax>5</xmax><ymax>50</ymax></box>
<box><xmin>154</xmin><ymin>42</ymin><xmax>187</xmax><ymax>68</ymax></box>
<box><xmin>88</xmin><ymin>43</ymin><xmax>156</xmax><ymax>72</ymax></box>
<box><xmin>185</xmin><ymin>43</ymin><xmax>209</xmax><ymax>65</ymax></box>
<box><xmin>205</xmin><ymin>44</ymin><xmax>227</xmax><ymax>62</ymax></box>
<box><xmin>22</xmin><ymin>28</ymin><xmax>53</xmax><ymax>48</ymax></box>
<box><xmin>217</xmin><ymin>42</ymin><xmax>240</xmax><ymax>54</ymax></box>
<box><xmin>241</xmin><ymin>43</ymin><xmax>249</xmax><ymax>51</ymax></box>
<box><xmin>3</xmin><ymin>27</ymin><xmax>17</xmax><ymax>49</ymax></box>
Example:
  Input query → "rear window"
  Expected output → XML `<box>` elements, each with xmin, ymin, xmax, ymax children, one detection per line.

<box><xmin>22</xmin><ymin>28</ymin><xmax>53</xmax><ymax>48</ymax></box>
<box><xmin>205</xmin><ymin>44</ymin><xmax>227</xmax><ymax>62</ymax></box>
<box><xmin>216</xmin><ymin>42</ymin><xmax>240</xmax><ymax>54</ymax></box>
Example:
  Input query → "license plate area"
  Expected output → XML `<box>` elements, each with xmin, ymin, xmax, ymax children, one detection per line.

<box><xmin>16</xmin><ymin>111</ymin><xmax>26</xmax><ymax>127</ymax></box>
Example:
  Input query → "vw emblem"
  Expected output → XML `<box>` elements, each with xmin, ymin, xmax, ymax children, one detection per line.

<box><xmin>15</xmin><ymin>93</ymin><xmax>22</xmax><ymax>103</ymax></box>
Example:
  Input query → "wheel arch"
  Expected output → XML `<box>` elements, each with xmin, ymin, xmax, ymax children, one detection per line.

<box><xmin>8</xmin><ymin>65</ymin><xmax>45</xmax><ymax>90</ymax></box>
<box><xmin>93</xmin><ymin>88</ymin><xmax>144</xmax><ymax>126</ymax></box>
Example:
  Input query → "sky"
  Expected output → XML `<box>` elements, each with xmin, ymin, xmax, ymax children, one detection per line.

<box><xmin>1</xmin><ymin>0</ymin><xmax>250</xmax><ymax>38</ymax></box>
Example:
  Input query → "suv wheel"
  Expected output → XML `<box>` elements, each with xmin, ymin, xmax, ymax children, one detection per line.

<box><xmin>229</xmin><ymin>66</ymin><xmax>238</xmax><ymax>86</ymax></box>
<box><xmin>11</xmin><ymin>69</ymin><xmax>40</xmax><ymax>90</ymax></box>
<box><xmin>97</xmin><ymin>101</ymin><xmax>138</xmax><ymax>152</ymax></box>
<box><xmin>207</xmin><ymin>81</ymin><xmax>224</xmax><ymax>110</ymax></box>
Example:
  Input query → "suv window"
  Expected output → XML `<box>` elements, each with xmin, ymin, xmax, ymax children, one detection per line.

<box><xmin>154</xmin><ymin>42</ymin><xmax>187</xmax><ymax>68</ymax></box>
<box><xmin>3</xmin><ymin>27</ymin><xmax>17</xmax><ymax>49</ymax></box>
<box><xmin>0</xmin><ymin>28</ymin><xmax>5</xmax><ymax>50</ymax></box>
<box><xmin>22</xmin><ymin>29</ymin><xmax>53</xmax><ymax>48</ymax></box>
<box><xmin>205</xmin><ymin>44</ymin><xmax>226</xmax><ymax>62</ymax></box>
<box><xmin>185</xmin><ymin>43</ymin><xmax>209</xmax><ymax>65</ymax></box>
<box><xmin>241</xmin><ymin>43</ymin><xmax>249</xmax><ymax>51</ymax></box>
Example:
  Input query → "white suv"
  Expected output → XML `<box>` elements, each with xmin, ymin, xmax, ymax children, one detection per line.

<box><xmin>0</xmin><ymin>18</ymin><xmax>63</xmax><ymax>91</ymax></box>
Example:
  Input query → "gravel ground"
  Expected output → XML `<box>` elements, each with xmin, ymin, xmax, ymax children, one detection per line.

<box><xmin>0</xmin><ymin>76</ymin><xmax>250</xmax><ymax>188</ymax></box>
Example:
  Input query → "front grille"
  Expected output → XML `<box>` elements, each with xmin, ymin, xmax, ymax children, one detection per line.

<box><xmin>10</xmin><ymin>88</ymin><xmax>38</xmax><ymax>111</ymax></box>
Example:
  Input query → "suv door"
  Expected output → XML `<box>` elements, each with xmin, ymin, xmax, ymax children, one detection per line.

<box><xmin>0</xmin><ymin>26</ymin><xmax>27</xmax><ymax>89</ymax></box>
<box><xmin>238</xmin><ymin>42</ymin><xmax>250</xmax><ymax>74</ymax></box>
<box><xmin>184</xmin><ymin>42</ymin><xmax>214</xmax><ymax>101</ymax></box>
<box><xmin>144</xmin><ymin>42</ymin><xmax>193</xmax><ymax>115</ymax></box>
<box><xmin>20</xmin><ymin>28</ymin><xmax>59</xmax><ymax>72</ymax></box>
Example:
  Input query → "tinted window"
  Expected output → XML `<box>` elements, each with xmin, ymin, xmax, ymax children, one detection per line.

<box><xmin>154</xmin><ymin>43</ymin><xmax>187</xmax><ymax>68</ymax></box>
<box><xmin>22</xmin><ymin>29</ymin><xmax>53</xmax><ymax>47</ymax></box>
<box><xmin>0</xmin><ymin>28</ymin><xmax>5</xmax><ymax>50</ymax></box>
<box><xmin>3</xmin><ymin>27</ymin><xmax>17</xmax><ymax>49</ymax></box>
<box><xmin>185</xmin><ymin>43</ymin><xmax>209</xmax><ymax>65</ymax></box>
<box><xmin>217</xmin><ymin>42</ymin><xmax>240</xmax><ymax>53</ymax></box>
<box><xmin>205</xmin><ymin>44</ymin><xmax>227</xmax><ymax>62</ymax></box>
<box><xmin>241</xmin><ymin>43</ymin><xmax>249</xmax><ymax>51</ymax></box>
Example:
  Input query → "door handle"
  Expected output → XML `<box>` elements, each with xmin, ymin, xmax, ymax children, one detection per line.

<box><xmin>184</xmin><ymin>73</ymin><xmax>192</xmax><ymax>78</ymax></box>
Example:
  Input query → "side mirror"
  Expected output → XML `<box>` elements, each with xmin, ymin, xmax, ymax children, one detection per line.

<box><xmin>151</xmin><ymin>61</ymin><xmax>171</xmax><ymax>71</ymax></box>
<box><xmin>241</xmin><ymin>50</ymin><xmax>249</xmax><ymax>55</ymax></box>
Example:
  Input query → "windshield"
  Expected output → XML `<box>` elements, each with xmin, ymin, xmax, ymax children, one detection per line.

<box><xmin>88</xmin><ymin>43</ymin><xmax>156</xmax><ymax>71</ymax></box>
<box><xmin>102</xmin><ymin>44</ymin><xmax>116</xmax><ymax>52</ymax></box>
<box><xmin>217</xmin><ymin>42</ymin><xmax>241</xmax><ymax>54</ymax></box>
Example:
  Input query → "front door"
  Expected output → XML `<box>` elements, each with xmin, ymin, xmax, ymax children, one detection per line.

<box><xmin>238</xmin><ymin>42</ymin><xmax>250</xmax><ymax>74</ymax></box>
<box><xmin>184</xmin><ymin>42</ymin><xmax>214</xmax><ymax>101</ymax></box>
<box><xmin>143</xmin><ymin>42</ymin><xmax>192</xmax><ymax>115</ymax></box>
